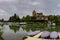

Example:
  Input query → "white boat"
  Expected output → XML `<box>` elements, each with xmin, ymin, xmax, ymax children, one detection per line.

<box><xmin>23</xmin><ymin>31</ymin><xmax>60</xmax><ymax>40</ymax></box>
<box><xmin>50</xmin><ymin>31</ymin><xmax>59</xmax><ymax>39</ymax></box>
<box><xmin>28</xmin><ymin>30</ymin><xmax>40</xmax><ymax>37</ymax></box>
<box><xmin>20</xmin><ymin>22</ymin><xmax>27</xmax><ymax>25</ymax></box>
<box><xmin>41</xmin><ymin>31</ymin><xmax>50</xmax><ymax>38</ymax></box>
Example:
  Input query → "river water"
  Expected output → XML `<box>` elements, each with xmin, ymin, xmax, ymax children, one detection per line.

<box><xmin>0</xmin><ymin>22</ymin><xmax>57</xmax><ymax>40</ymax></box>
<box><xmin>0</xmin><ymin>25</ymin><xmax>29</xmax><ymax>40</ymax></box>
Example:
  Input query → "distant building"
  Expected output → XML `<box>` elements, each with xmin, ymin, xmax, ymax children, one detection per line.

<box><xmin>32</xmin><ymin>10</ymin><xmax>48</xmax><ymax>20</ymax></box>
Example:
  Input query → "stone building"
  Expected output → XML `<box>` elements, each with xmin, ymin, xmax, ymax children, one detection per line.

<box><xmin>32</xmin><ymin>10</ymin><xmax>48</xmax><ymax>20</ymax></box>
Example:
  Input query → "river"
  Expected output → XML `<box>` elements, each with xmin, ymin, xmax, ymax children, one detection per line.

<box><xmin>0</xmin><ymin>22</ymin><xmax>59</xmax><ymax>40</ymax></box>
<box><xmin>0</xmin><ymin>25</ymin><xmax>29</xmax><ymax>40</ymax></box>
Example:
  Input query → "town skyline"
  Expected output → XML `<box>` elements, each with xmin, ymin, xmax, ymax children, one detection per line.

<box><xmin>1</xmin><ymin>10</ymin><xmax>60</xmax><ymax>21</ymax></box>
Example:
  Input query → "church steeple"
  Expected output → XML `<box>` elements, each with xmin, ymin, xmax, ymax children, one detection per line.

<box><xmin>32</xmin><ymin>10</ymin><xmax>36</xmax><ymax>16</ymax></box>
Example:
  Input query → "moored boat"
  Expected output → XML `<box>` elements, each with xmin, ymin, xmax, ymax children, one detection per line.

<box><xmin>23</xmin><ymin>31</ymin><xmax>60</xmax><ymax>40</ymax></box>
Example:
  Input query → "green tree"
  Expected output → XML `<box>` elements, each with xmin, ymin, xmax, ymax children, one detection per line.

<box><xmin>48</xmin><ymin>15</ymin><xmax>55</xmax><ymax>22</ymax></box>
<box><xmin>54</xmin><ymin>16</ymin><xmax>60</xmax><ymax>26</ymax></box>
<box><xmin>31</xmin><ymin>16</ymin><xmax>36</xmax><ymax>20</ymax></box>
<box><xmin>0</xmin><ymin>19</ymin><xmax>4</xmax><ymax>22</ymax></box>
<box><xmin>1</xmin><ymin>19</ymin><xmax>4</xmax><ymax>22</ymax></box>
<box><xmin>9</xmin><ymin>25</ymin><xmax>20</xmax><ymax>32</ymax></box>
<box><xmin>9</xmin><ymin>14</ymin><xmax>20</xmax><ymax>22</ymax></box>
<box><xmin>22</xmin><ymin>15</ymin><xmax>31</xmax><ymax>22</ymax></box>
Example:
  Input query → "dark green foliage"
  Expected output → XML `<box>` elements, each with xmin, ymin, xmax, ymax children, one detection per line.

<box><xmin>9</xmin><ymin>14</ymin><xmax>20</xmax><ymax>22</ymax></box>
<box><xmin>9</xmin><ymin>25</ymin><xmax>20</xmax><ymax>32</ymax></box>
<box><xmin>54</xmin><ymin>16</ymin><xmax>60</xmax><ymax>26</ymax></box>
<box><xmin>0</xmin><ymin>32</ymin><xmax>3</xmax><ymax>36</ymax></box>
<box><xmin>0</xmin><ymin>19</ymin><xmax>4</xmax><ymax>22</ymax></box>
<box><xmin>31</xmin><ymin>16</ymin><xmax>36</xmax><ymax>20</ymax></box>
<box><xmin>48</xmin><ymin>15</ymin><xmax>55</xmax><ymax>22</ymax></box>
<box><xmin>21</xmin><ymin>15</ymin><xmax>31</xmax><ymax>22</ymax></box>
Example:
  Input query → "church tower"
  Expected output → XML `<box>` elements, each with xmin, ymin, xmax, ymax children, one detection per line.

<box><xmin>32</xmin><ymin>10</ymin><xmax>36</xmax><ymax>16</ymax></box>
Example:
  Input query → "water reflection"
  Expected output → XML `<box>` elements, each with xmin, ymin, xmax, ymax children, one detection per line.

<box><xmin>0</xmin><ymin>25</ymin><xmax>28</xmax><ymax>40</ymax></box>
<box><xmin>0</xmin><ymin>23</ymin><xmax>58</xmax><ymax>40</ymax></box>
<box><xmin>9</xmin><ymin>25</ymin><xmax>20</xmax><ymax>32</ymax></box>
<box><xmin>0</xmin><ymin>26</ymin><xmax>3</xmax><ymax>40</ymax></box>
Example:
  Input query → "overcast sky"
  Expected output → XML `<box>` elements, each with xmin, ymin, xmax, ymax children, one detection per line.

<box><xmin>0</xmin><ymin>0</ymin><xmax>60</xmax><ymax>20</ymax></box>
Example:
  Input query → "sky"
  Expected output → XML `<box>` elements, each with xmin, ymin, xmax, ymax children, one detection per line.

<box><xmin>0</xmin><ymin>0</ymin><xmax>60</xmax><ymax>20</ymax></box>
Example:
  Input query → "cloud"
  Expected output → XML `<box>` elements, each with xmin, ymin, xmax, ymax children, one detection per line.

<box><xmin>0</xmin><ymin>9</ymin><xmax>11</xmax><ymax>20</ymax></box>
<box><xmin>29</xmin><ymin>2</ymin><xmax>40</xmax><ymax>5</ymax></box>
<box><xmin>0</xmin><ymin>9</ymin><xmax>8</xmax><ymax>15</ymax></box>
<box><xmin>57</xmin><ymin>4</ymin><xmax>60</xmax><ymax>7</ymax></box>
<box><xmin>0</xmin><ymin>0</ymin><xmax>60</xmax><ymax>20</ymax></box>
<box><xmin>0</xmin><ymin>0</ymin><xmax>16</xmax><ymax>2</ymax></box>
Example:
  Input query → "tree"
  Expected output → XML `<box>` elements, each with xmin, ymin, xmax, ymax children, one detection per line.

<box><xmin>1</xmin><ymin>19</ymin><xmax>4</xmax><ymax>22</ymax></box>
<box><xmin>31</xmin><ymin>16</ymin><xmax>36</xmax><ymax>20</ymax></box>
<box><xmin>54</xmin><ymin>16</ymin><xmax>60</xmax><ymax>26</ymax></box>
<box><xmin>25</xmin><ymin>15</ymin><xmax>31</xmax><ymax>21</ymax></box>
<box><xmin>9</xmin><ymin>14</ymin><xmax>20</xmax><ymax>22</ymax></box>
<box><xmin>22</xmin><ymin>15</ymin><xmax>31</xmax><ymax>22</ymax></box>
<box><xmin>9</xmin><ymin>25</ymin><xmax>20</xmax><ymax>32</ymax></box>
<box><xmin>0</xmin><ymin>19</ymin><xmax>4</xmax><ymax>22</ymax></box>
<box><xmin>48</xmin><ymin>15</ymin><xmax>55</xmax><ymax>22</ymax></box>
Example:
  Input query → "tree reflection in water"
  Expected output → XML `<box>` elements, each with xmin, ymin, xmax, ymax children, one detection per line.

<box><xmin>0</xmin><ymin>25</ymin><xmax>4</xmax><ymax>40</ymax></box>
<box><xmin>22</xmin><ymin>24</ymin><xmax>47</xmax><ymax>32</ymax></box>
<box><xmin>9</xmin><ymin>25</ymin><xmax>20</xmax><ymax>32</ymax></box>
